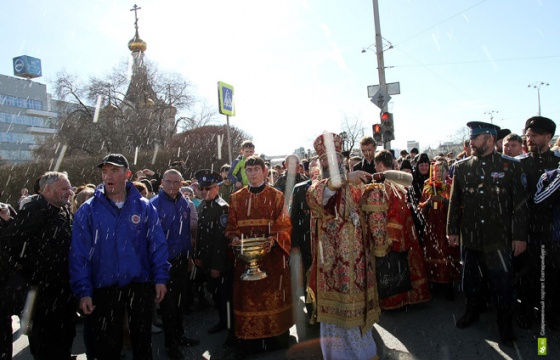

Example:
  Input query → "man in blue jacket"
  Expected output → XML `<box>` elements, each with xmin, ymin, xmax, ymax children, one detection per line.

<box><xmin>151</xmin><ymin>169</ymin><xmax>199</xmax><ymax>359</ymax></box>
<box><xmin>70</xmin><ymin>154</ymin><xmax>169</xmax><ymax>360</ymax></box>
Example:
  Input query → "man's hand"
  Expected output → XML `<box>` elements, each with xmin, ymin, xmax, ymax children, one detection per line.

<box><xmin>264</xmin><ymin>236</ymin><xmax>276</xmax><ymax>253</ymax></box>
<box><xmin>142</xmin><ymin>169</ymin><xmax>155</xmax><ymax>176</ymax></box>
<box><xmin>0</xmin><ymin>208</ymin><xmax>12</xmax><ymax>222</ymax></box>
<box><xmin>210</xmin><ymin>269</ymin><xmax>220</xmax><ymax>278</ymax></box>
<box><xmin>155</xmin><ymin>284</ymin><xmax>167</xmax><ymax>304</ymax></box>
<box><xmin>80</xmin><ymin>297</ymin><xmax>95</xmax><ymax>315</ymax></box>
<box><xmin>431</xmin><ymin>194</ymin><xmax>444</xmax><ymax>203</ymax></box>
<box><xmin>347</xmin><ymin>171</ymin><xmax>371</xmax><ymax>185</ymax></box>
<box><xmin>512</xmin><ymin>240</ymin><xmax>527</xmax><ymax>257</ymax></box>
<box><xmin>447</xmin><ymin>235</ymin><xmax>459</xmax><ymax>247</ymax></box>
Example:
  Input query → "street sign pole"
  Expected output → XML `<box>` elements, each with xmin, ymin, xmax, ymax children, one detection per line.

<box><xmin>226</xmin><ymin>115</ymin><xmax>232</xmax><ymax>164</ymax></box>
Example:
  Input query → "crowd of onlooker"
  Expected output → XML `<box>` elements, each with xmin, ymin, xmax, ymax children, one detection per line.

<box><xmin>1</xmin><ymin>116</ymin><xmax>559</xmax><ymax>359</ymax></box>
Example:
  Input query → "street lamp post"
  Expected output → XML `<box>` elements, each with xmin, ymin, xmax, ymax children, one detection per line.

<box><xmin>484</xmin><ymin>110</ymin><xmax>498</xmax><ymax>124</ymax></box>
<box><xmin>528</xmin><ymin>81</ymin><xmax>549</xmax><ymax>116</ymax></box>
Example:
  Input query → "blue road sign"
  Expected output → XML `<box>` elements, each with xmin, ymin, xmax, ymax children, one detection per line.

<box><xmin>218</xmin><ymin>81</ymin><xmax>235</xmax><ymax>116</ymax></box>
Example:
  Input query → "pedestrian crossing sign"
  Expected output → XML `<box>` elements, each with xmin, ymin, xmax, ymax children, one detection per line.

<box><xmin>218</xmin><ymin>81</ymin><xmax>235</xmax><ymax>116</ymax></box>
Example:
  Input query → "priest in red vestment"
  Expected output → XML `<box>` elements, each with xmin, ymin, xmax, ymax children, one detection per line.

<box><xmin>307</xmin><ymin>132</ymin><xmax>380</xmax><ymax>360</ymax></box>
<box><xmin>225</xmin><ymin>155</ymin><xmax>293</xmax><ymax>355</ymax></box>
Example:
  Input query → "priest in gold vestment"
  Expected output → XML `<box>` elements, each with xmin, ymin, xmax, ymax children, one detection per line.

<box><xmin>225</xmin><ymin>155</ymin><xmax>293</xmax><ymax>354</ymax></box>
<box><xmin>307</xmin><ymin>132</ymin><xmax>380</xmax><ymax>360</ymax></box>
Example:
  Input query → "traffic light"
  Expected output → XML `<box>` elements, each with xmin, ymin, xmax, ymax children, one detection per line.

<box><xmin>380</xmin><ymin>112</ymin><xmax>395</xmax><ymax>142</ymax></box>
<box><xmin>372</xmin><ymin>123</ymin><xmax>382</xmax><ymax>143</ymax></box>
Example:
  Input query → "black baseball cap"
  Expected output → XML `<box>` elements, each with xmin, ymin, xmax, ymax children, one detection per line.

<box><xmin>97</xmin><ymin>154</ymin><xmax>129</xmax><ymax>168</ymax></box>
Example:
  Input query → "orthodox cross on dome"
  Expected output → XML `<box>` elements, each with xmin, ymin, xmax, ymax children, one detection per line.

<box><xmin>130</xmin><ymin>4</ymin><xmax>141</xmax><ymax>30</ymax></box>
<box><xmin>128</xmin><ymin>4</ymin><xmax>147</xmax><ymax>52</ymax></box>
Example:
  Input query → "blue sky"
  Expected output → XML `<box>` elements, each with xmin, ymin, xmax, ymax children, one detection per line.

<box><xmin>1</xmin><ymin>0</ymin><xmax>559</xmax><ymax>156</ymax></box>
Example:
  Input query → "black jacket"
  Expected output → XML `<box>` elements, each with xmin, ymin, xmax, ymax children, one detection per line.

<box><xmin>290</xmin><ymin>179</ymin><xmax>312</xmax><ymax>254</ymax></box>
<box><xmin>0</xmin><ymin>195</ymin><xmax>73</xmax><ymax>287</ymax></box>
<box><xmin>195</xmin><ymin>196</ymin><xmax>229</xmax><ymax>274</ymax></box>
<box><xmin>519</xmin><ymin>149</ymin><xmax>560</xmax><ymax>237</ymax></box>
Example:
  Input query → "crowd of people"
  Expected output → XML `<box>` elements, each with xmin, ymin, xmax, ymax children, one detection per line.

<box><xmin>0</xmin><ymin>116</ymin><xmax>559</xmax><ymax>359</ymax></box>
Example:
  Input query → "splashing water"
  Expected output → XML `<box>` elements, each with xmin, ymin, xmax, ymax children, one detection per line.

<box><xmin>151</xmin><ymin>144</ymin><xmax>159</xmax><ymax>164</ymax></box>
<box><xmin>93</xmin><ymin>95</ymin><xmax>103</xmax><ymax>123</ymax></box>
<box><xmin>53</xmin><ymin>145</ymin><xmax>68</xmax><ymax>172</ymax></box>
<box><xmin>323</xmin><ymin>131</ymin><xmax>343</xmax><ymax>187</ymax></box>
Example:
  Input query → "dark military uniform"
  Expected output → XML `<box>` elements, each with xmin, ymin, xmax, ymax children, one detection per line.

<box><xmin>195</xmin><ymin>194</ymin><xmax>232</xmax><ymax>331</ymax></box>
<box><xmin>196</xmin><ymin>196</ymin><xmax>229</xmax><ymax>275</ymax></box>
<box><xmin>516</xmin><ymin>149</ymin><xmax>560</xmax><ymax>329</ymax></box>
<box><xmin>447</xmin><ymin>151</ymin><xmax>528</xmax><ymax>339</ymax></box>
<box><xmin>353</xmin><ymin>158</ymin><xmax>377</xmax><ymax>174</ymax></box>
<box><xmin>289</xmin><ymin>179</ymin><xmax>313</xmax><ymax>318</ymax></box>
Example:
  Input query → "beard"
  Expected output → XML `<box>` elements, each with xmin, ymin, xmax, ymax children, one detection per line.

<box><xmin>320</xmin><ymin>160</ymin><xmax>346</xmax><ymax>180</ymax></box>
<box><xmin>472</xmin><ymin>141</ymin><xmax>490</xmax><ymax>157</ymax></box>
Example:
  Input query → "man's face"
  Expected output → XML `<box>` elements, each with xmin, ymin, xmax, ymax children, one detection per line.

<box><xmin>242</xmin><ymin>147</ymin><xmax>255</xmax><ymax>158</ymax></box>
<box><xmin>220</xmin><ymin>171</ymin><xmax>229</xmax><ymax>182</ymax></box>
<box><xmin>201</xmin><ymin>184</ymin><xmax>220</xmax><ymax>200</ymax></box>
<box><xmin>101</xmin><ymin>164</ymin><xmax>130</xmax><ymax>195</ymax></box>
<box><xmin>161</xmin><ymin>173</ymin><xmax>183</xmax><ymax>198</ymax></box>
<box><xmin>361</xmin><ymin>144</ymin><xmax>376</xmax><ymax>161</ymax></box>
<box><xmin>503</xmin><ymin>139</ymin><xmax>522</xmax><ymax>157</ymax></box>
<box><xmin>525</xmin><ymin>129</ymin><xmax>552</xmax><ymax>154</ymax></box>
<box><xmin>43</xmin><ymin>178</ymin><xmax>73</xmax><ymax>208</ymax></box>
<box><xmin>374</xmin><ymin>160</ymin><xmax>387</xmax><ymax>173</ymax></box>
<box><xmin>245</xmin><ymin>165</ymin><xmax>264</xmax><ymax>186</ymax></box>
<box><xmin>470</xmin><ymin>134</ymin><xmax>493</xmax><ymax>157</ymax></box>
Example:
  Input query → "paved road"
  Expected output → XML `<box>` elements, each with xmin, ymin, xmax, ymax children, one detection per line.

<box><xmin>8</xmin><ymin>249</ymin><xmax>560</xmax><ymax>359</ymax></box>
<box><xmin>10</xmin><ymin>289</ymin><xmax>559</xmax><ymax>359</ymax></box>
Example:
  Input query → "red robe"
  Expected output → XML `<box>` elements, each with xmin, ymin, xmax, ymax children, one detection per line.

<box><xmin>306</xmin><ymin>180</ymin><xmax>380</xmax><ymax>334</ymax></box>
<box><xmin>362</xmin><ymin>180</ymin><xmax>431</xmax><ymax>310</ymax></box>
<box><xmin>419</xmin><ymin>181</ymin><xmax>460</xmax><ymax>283</ymax></box>
<box><xmin>225</xmin><ymin>184</ymin><xmax>293</xmax><ymax>339</ymax></box>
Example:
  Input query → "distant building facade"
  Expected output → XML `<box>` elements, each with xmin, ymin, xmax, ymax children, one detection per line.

<box><xmin>0</xmin><ymin>74</ymin><xmax>58</xmax><ymax>164</ymax></box>
<box><xmin>407</xmin><ymin>140</ymin><xmax>420</xmax><ymax>153</ymax></box>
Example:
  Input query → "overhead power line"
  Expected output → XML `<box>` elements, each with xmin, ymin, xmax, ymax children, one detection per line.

<box><xmin>393</xmin><ymin>54</ymin><xmax>560</xmax><ymax>68</ymax></box>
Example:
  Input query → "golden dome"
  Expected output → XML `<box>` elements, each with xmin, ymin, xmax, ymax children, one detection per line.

<box><xmin>128</xmin><ymin>30</ymin><xmax>147</xmax><ymax>52</ymax></box>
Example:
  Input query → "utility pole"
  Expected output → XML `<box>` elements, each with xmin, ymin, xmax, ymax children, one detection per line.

<box><xmin>372</xmin><ymin>0</ymin><xmax>390</xmax><ymax>149</ymax></box>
